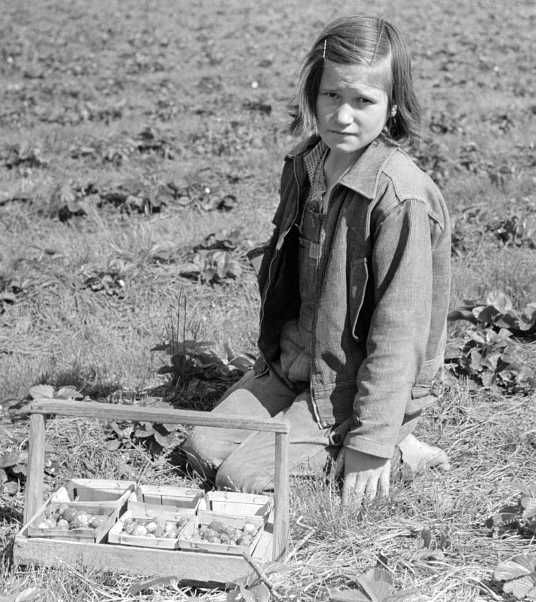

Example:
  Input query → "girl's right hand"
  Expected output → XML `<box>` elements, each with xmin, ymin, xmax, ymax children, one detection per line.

<box><xmin>342</xmin><ymin>448</ymin><xmax>391</xmax><ymax>508</ymax></box>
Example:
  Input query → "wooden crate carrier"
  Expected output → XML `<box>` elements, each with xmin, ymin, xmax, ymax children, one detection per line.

<box><xmin>14</xmin><ymin>399</ymin><xmax>290</xmax><ymax>583</ymax></box>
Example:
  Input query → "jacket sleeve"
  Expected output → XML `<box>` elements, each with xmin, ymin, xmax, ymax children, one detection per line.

<box><xmin>343</xmin><ymin>197</ymin><xmax>433</xmax><ymax>458</ymax></box>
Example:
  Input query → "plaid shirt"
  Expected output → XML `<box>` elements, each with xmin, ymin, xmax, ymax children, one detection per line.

<box><xmin>279</xmin><ymin>140</ymin><xmax>330</xmax><ymax>384</ymax></box>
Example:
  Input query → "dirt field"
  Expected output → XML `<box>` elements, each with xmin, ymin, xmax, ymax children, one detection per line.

<box><xmin>1</xmin><ymin>0</ymin><xmax>536</xmax><ymax>600</ymax></box>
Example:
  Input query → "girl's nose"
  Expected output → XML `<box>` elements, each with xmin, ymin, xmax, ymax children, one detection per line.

<box><xmin>333</xmin><ymin>103</ymin><xmax>353</xmax><ymax>125</ymax></box>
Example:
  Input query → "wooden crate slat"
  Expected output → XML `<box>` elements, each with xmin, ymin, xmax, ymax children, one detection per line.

<box><xmin>14</xmin><ymin>533</ymin><xmax>270</xmax><ymax>583</ymax></box>
<box><xmin>26</xmin><ymin>400</ymin><xmax>289</xmax><ymax>433</ymax></box>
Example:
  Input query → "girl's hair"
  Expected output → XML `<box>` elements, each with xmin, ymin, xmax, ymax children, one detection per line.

<box><xmin>290</xmin><ymin>15</ymin><xmax>421</xmax><ymax>144</ymax></box>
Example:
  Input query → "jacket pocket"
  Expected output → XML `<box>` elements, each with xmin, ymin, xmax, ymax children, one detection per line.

<box><xmin>349</xmin><ymin>257</ymin><xmax>369</xmax><ymax>340</ymax></box>
<box><xmin>406</xmin><ymin>355</ymin><xmax>444</xmax><ymax>414</ymax></box>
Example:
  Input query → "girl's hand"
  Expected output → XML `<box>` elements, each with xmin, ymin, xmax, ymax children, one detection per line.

<box><xmin>342</xmin><ymin>448</ymin><xmax>391</xmax><ymax>508</ymax></box>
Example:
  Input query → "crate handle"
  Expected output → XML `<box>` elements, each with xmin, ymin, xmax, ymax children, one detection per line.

<box><xmin>23</xmin><ymin>399</ymin><xmax>289</xmax><ymax>560</ymax></box>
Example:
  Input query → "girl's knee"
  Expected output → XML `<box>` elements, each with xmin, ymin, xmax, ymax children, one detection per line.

<box><xmin>215</xmin><ymin>457</ymin><xmax>273</xmax><ymax>493</ymax></box>
<box><xmin>182</xmin><ymin>427</ymin><xmax>224</xmax><ymax>479</ymax></box>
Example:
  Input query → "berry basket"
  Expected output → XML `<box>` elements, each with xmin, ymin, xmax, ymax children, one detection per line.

<box><xmin>27</xmin><ymin>501</ymin><xmax>120</xmax><ymax>543</ymax></box>
<box><xmin>203</xmin><ymin>491</ymin><xmax>273</xmax><ymax>519</ymax></box>
<box><xmin>178</xmin><ymin>511</ymin><xmax>265</xmax><ymax>556</ymax></box>
<box><xmin>128</xmin><ymin>484</ymin><xmax>203</xmax><ymax>515</ymax></box>
<box><xmin>50</xmin><ymin>479</ymin><xmax>135</xmax><ymax>504</ymax></box>
<box><xmin>108</xmin><ymin>508</ymin><xmax>191</xmax><ymax>549</ymax></box>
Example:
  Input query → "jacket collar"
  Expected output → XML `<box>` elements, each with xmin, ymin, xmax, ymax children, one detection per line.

<box><xmin>285</xmin><ymin>135</ymin><xmax>322</xmax><ymax>159</ymax></box>
<box><xmin>286</xmin><ymin>135</ymin><xmax>399</xmax><ymax>200</ymax></box>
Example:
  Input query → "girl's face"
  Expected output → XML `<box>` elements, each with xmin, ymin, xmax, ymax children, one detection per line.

<box><xmin>316</xmin><ymin>60</ymin><xmax>390</xmax><ymax>162</ymax></box>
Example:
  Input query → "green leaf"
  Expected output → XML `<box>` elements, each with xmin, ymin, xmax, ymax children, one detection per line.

<box><xmin>327</xmin><ymin>587</ymin><xmax>369</xmax><ymax>601</ymax></box>
<box><xmin>28</xmin><ymin>384</ymin><xmax>55</xmax><ymax>399</ymax></box>
<box><xmin>225</xmin><ymin>258</ymin><xmax>242</xmax><ymax>279</ymax></box>
<box><xmin>494</xmin><ymin>312</ymin><xmax>520</xmax><ymax>330</ymax></box>
<box><xmin>475</xmin><ymin>305</ymin><xmax>500</xmax><ymax>326</ymax></box>
<box><xmin>107</xmin><ymin>421</ymin><xmax>125</xmax><ymax>438</ymax></box>
<box><xmin>481</xmin><ymin>350</ymin><xmax>501</xmax><ymax>371</ymax></box>
<box><xmin>468</xmin><ymin>330</ymin><xmax>486</xmax><ymax>345</ymax></box>
<box><xmin>0</xmin><ymin>452</ymin><xmax>22</xmax><ymax>468</ymax></box>
<box><xmin>503</xmin><ymin>576</ymin><xmax>536</xmax><ymax>600</ymax></box>
<box><xmin>12</xmin><ymin>463</ymin><xmax>26</xmax><ymax>476</ymax></box>
<box><xmin>162</xmin><ymin>423</ymin><xmax>184</xmax><ymax>433</ymax></box>
<box><xmin>104</xmin><ymin>439</ymin><xmax>122</xmax><ymax>451</ymax></box>
<box><xmin>153</xmin><ymin>431</ymin><xmax>172</xmax><ymax>449</ymax></box>
<box><xmin>468</xmin><ymin>348</ymin><xmax>482</xmax><ymax>371</ymax></box>
<box><xmin>14</xmin><ymin>588</ymin><xmax>43</xmax><ymax>602</ymax></box>
<box><xmin>229</xmin><ymin>355</ymin><xmax>255</xmax><ymax>373</ymax></box>
<box><xmin>480</xmin><ymin>371</ymin><xmax>495</xmax><ymax>388</ymax></box>
<box><xmin>0</xmin><ymin>588</ymin><xmax>43</xmax><ymax>602</ymax></box>
<box><xmin>494</xmin><ymin>555</ymin><xmax>536</xmax><ymax>581</ymax></box>
<box><xmin>134</xmin><ymin>424</ymin><xmax>155</xmax><ymax>438</ymax></box>
<box><xmin>519</xmin><ymin>305</ymin><xmax>536</xmax><ymax>331</ymax></box>
<box><xmin>3</xmin><ymin>481</ymin><xmax>19</xmax><ymax>495</ymax></box>
<box><xmin>486</xmin><ymin>290</ymin><xmax>514</xmax><ymax>313</ymax></box>
<box><xmin>496</xmin><ymin>328</ymin><xmax>513</xmax><ymax>342</ymax></box>
<box><xmin>355</xmin><ymin>567</ymin><xmax>395</xmax><ymax>602</ymax></box>
<box><xmin>521</xmin><ymin>497</ymin><xmax>536</xmax><ymax>519</ymax></box>
<box><xmin>55</xmin><ymin>386</ymin><xmax>83</xmax><ymax>400</ymax></box>
<box><xmin>128</xmin><ymin>576</ymin><xmax>177</xmax><ymax>595</ymax></box>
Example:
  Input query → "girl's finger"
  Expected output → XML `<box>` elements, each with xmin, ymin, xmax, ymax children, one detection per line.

<box><xmin>342</xmin><ymin>475</ymin><xmax>365</xmax><ymax>508</ymax></box>
<box><xmin>378</xmin><ymin>462</ymin><xmax>391</xmax><ymax>498</ymax></box>
<box><xmin>364</xmin><ymin>475</ymin><xmax>378</xmax><ymax>501</ymax></box>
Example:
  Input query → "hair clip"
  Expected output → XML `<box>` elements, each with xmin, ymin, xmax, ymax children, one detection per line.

<box><xmin>322</xmin><ymin>39</ymin><xmax>327</xmax><ymax>60</ymax></box>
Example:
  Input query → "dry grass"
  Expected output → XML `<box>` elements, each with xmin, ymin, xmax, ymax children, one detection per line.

<box><xmin>1</xmin><ymin>0</ymin><xmax>536</xmax><ymax>600</ymax></box>
<box><xmin>2</xmin><ymin>384</ymin><xmax>536</xmax><ymax>600</ymax></box>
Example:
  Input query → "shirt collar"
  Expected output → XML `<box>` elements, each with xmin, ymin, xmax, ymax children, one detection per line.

<box><xmin>303</xmin><ymin>139</ymin><xmax>329</xmax><ymax>184</ymax></box>
<box><xmin>287</xmin><ymin>136</ymin><xmax>399</xmax><ymax>200</ymax></box>
<box><xmin>339</xmin><ymin>137</ymin><xmax>399</xmax><ymax>199</ymax></box>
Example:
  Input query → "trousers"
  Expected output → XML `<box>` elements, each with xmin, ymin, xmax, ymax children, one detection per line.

<box><xmin>182</xmin><ymin>369</ymin><xmax>419</xmax><ymax>492</ymax></box>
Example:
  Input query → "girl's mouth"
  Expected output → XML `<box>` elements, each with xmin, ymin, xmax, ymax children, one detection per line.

<box><xmin>330</xmin><ymin>130</ymin><xmax>358</xmax><ymax>136</ymax></box>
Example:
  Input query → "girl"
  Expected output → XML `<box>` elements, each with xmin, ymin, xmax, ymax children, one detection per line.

<box><xmin>183</xmin><ymin>15</ymin><xmax>451</xmax><ymax>507</ymax></box>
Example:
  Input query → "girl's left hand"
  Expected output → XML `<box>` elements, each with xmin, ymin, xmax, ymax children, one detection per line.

<box><xmin>342</xmin><ymin>448</ymin><xmax>391</xmax><ymax>508</ymax></box>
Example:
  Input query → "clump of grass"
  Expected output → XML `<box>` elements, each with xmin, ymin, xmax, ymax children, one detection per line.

<box><xmin>2</xmin><ymin>379</ymin><xmax>536</xmax><ymax>601</ymax></box>
<box><xmin>452</xmin><ymin>245</ymin><xmax>536</xmax><ymax>308</ymax></box>
<box><xmin>259</xmin><ymin>380</ymin><xmax>536</xmax><ymax>601</ymax></box>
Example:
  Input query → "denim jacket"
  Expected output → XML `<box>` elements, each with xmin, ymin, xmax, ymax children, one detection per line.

<box><xmin>255</xmin><ymin>135</ymin><xmax>451</xmax><ymax>458</ymax></box>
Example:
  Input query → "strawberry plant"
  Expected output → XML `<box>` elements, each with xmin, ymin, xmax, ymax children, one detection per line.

<box><xmin>175</xmin><ymin>229</ymin><xmax>254</xmax><ymax>285</ymax></box>
<box><xmin>178</xmin><ymin>249</ymin><xmax>243</xmax><ymax>285</ymax></box>
<box><xmin>0</xmin><ymin>144</ymin><xmax>47</xmax><ymax>170</ymax></box>
<box><xmin>486</xmin><ymin>488</ymin><xmax>536</xmax><ymax>539</ymax></box>
<box><xmin>428</xmin><ymin>109</ymin><xmax>466</xmax><ymax>135</ymax></box>
<box><xmin>0</xmin><ymin>450</ymin><xmax>27</xmax><ymax>496</ymax></box>
<box><xmin>493</xmin><ymin>554</ymin><xmax>536</xmax><ymax>600</ymax></box>
<box><xmin>484</xmin><ymin>197</ymin><xmax>536</xmax><ymax>248</ymax></box>
<box><xmin>0</xmin><ymin>271</ymin><xmax>32</xmax><ymax>314</ymax></box>
<box><xmin>156</xmin><ymin>338</ymin><xmax>252</xmax><ymax>404</ymax></box>
<box><xmin>448</xmin><ymin>291</ymin><xmax>535</xmax><ymax>393</ymax></box>
<box><xmin>449</xmin><ymin>291</ymin><xmax>536</xmax><ymax>335</ymax></box>
<box><xmin>103</xmin><ymin>419</ymin><xmax>187</xmax><ymax>453</ymax></box>
<box><xmin>450</xmin><ymin>206</ymin><xmax>487</xmax><ymax>256</ymax></box>
<box><xmin>172</xmin><ymin>181</ymin><xmax>238</xmax><ymax>212</ymax></box>
<box><xmin>152</xmin><ymin>295</ymin><xmax>254</xmax><ymax>410</ymax></box>
<box><xmin>456</xmin><ymin>327</ymin><xmax>532</xmax><ymax>392</ymax></box>
<box><xmin>411</xmin><ymin>135</ymin><xmax>453</xmax><ymax>186</ymax></box>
